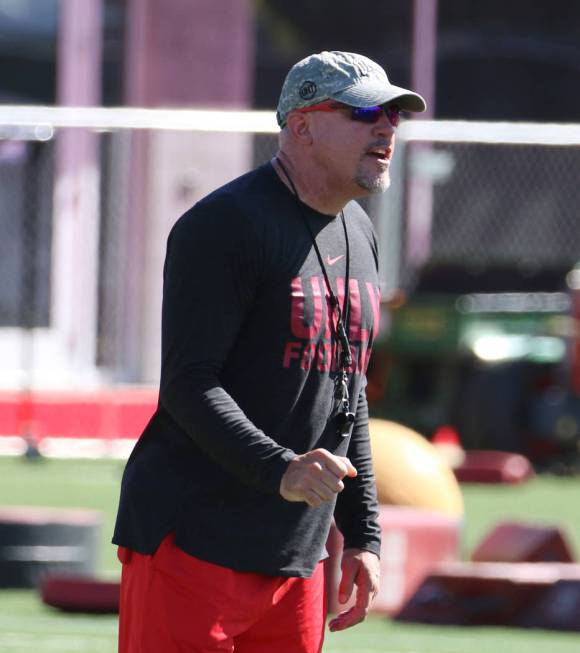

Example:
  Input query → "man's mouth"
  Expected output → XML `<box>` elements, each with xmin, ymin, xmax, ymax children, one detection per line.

<box><xmin>366</xmin><ymin>146</ymin><xmax>392</xmax><ymax>163</ymax></box>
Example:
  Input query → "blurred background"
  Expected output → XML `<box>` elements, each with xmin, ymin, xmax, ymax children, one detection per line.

<box><xmin>1</xmin><ymin>0</ymin><xmax>579</xmax><ymax>468</ymax></box>
<box><xmin>1</xmin><ymin>1</ymin><xmax>580</xmax><ymax>651</ymax></box>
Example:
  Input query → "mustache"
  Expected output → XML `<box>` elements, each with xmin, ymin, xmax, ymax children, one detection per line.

<box><xmin>365</xmin><ymin>139</ymin><xmax>392</xmax><ymax>152</ymax></box>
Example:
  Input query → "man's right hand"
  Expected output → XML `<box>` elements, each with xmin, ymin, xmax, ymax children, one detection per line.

<box><xmin>279</xmin><ymin>448</ymin><xmax>357</xmax><ymax>508</ymax></box>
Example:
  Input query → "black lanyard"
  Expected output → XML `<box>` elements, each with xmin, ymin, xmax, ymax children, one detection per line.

<box><xmin>275</xmin><ymin>158</ymin><xmax>355</xmax><ymax>436</ymax></box>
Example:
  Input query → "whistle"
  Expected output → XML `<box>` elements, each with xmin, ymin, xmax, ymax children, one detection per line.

<box><xmin>337</xmin><ymin>410</ymin><xmax>355</xmax><ymax>437</ymax></box>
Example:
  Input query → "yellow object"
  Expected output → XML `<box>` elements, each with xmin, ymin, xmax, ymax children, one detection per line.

<box><xmin>369</xmin><ymin>418</ymin><xmax>464</xmax><ymax>516</ymax></box>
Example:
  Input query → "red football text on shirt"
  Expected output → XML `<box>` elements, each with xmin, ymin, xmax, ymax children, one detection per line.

<box><xmin>283</xmin><ymin>275</ymin><xmax>380</xmax><ymax>373</ymax></box>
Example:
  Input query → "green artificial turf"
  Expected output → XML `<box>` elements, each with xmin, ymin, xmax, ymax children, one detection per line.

<box><xmin>461</xmin><ymin>474</ymin><xmax>580</xmax><ymax>557</ymax></box>
<box><xmin>1</xmin><ymin>456</ymin><xmax>580</xmax><ymax>652</ymax></box>
<box><xmin>0</xmin><ymin>589</ymin><xmax>117</xmax><ymax>653</ymax></box>
<box><xmin>0</xmin><ymin>456</ymin><xmax>124</xmax><ymax>575</ymax></box>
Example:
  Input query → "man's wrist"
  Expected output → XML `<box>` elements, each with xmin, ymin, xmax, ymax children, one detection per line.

<box><xmin>259</xmin><ymin>449</ymin><xmax>297</xmax><ymax>495</ymax></box>
<box><xmin>342</xmin><ymin>541</ymin><xmax>381</xmax><ymax>559</ymax></box>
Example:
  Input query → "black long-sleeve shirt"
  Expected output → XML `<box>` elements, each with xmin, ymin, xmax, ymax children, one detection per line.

<box><xmin>113</xmin><ymin>162</ymin><xmax>381</xmax><ymax>577</ymax></box>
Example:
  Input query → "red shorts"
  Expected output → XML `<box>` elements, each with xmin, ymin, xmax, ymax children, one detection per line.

<box><xmin>118</xmin><ymin>533</ymin><xmax>326</xmax><ymax>653</ymax></box>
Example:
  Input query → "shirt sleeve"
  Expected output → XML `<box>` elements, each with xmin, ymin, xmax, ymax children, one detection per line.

<box><xmin>333</xmin><ymin>385</ymin><xmax>381</xmax><ymax>556</ymax></box>
<box><xmin>158</xmin><ymin>197</ymin><xmax>296</xmax><ymax>494</ymax></box>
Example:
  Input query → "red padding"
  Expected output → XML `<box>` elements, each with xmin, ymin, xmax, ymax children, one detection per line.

<box><xmin>517</xmin><ymin>579</ymin><xmax>580</xmax><ymax>631</ymax></box>
<box><xmin>0</xmin><ymin>388</ymin><xmax>157</xmax><ymax>440</ymax></box>
<box><xmin>454</xmin><ymin>450</ymin><xmax>534</xmax><ymax>484</ymax></box>
<box><xmin>325</xmin><ymin>505</ymin><xmax>461</xmax><ymax>615</ymax></box>
<box><xmin>40</xmin><ymin>576</ymin><xmax>120</xmax><ymax>613</ymax></box>
<box><xmin>395</xmin><ymin>561</ymin><xmax>580</xmax><ymax>628</ymax></box>
<box><xmin>472</xmin><ymin>521</ymin><xmax>576</xmax><ymax>563</ymax></box>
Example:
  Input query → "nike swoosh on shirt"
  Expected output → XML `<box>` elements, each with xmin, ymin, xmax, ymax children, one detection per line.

<box><xmin>326</xmin><ymin>255</ymin><xmax>344</xmax><ymax>266</ymax></box>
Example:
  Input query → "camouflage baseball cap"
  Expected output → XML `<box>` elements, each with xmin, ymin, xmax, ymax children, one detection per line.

<box><xmin>276</xmin><ymin>50</ymin><xmax>426</xmax><ymax>128</ymax></box>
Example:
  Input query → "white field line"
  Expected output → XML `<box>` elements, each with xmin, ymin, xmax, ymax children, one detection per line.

<box><xmin>324</xmin><ymin>648</ymin><xmax>522</xmax><ymax>653</ymax></box>
<box><xmin>0</xmin><ymin>614</ymin><xmax>117</xmax><ymax>634</ymax></box>
<box><xmin>3</xmin><ymin>641</ymin><xmax>416</xmax><ymax>653</ymax></box>
<box><xmin>0</xmin><ymin>436</ymin><xmax>136</xmax><ymax>459</ymax></box>
<box><xmin>0</xmin><ymin>633</ymin><xmax>115</xmax><ymax>652</ymax></box>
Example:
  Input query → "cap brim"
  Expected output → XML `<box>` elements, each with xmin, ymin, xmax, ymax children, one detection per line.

<box><xmin>333</xmin><ymin>81</ymin><xmax>426</xmax><ymax>113</ymax></box>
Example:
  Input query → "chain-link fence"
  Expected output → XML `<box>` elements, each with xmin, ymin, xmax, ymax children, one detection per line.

<box><xmin>425</xmin><ymin>141</ymin><xmax>580</xmax><ymax>266</ymax></box>
<box><xmin>1</xmin><ymin>109</ymin><xmax>579</xmax><ymax>388</ymax></box>
<box><xmin>0</xmin><ymin>138</ymin><xmax>53</xmax><ymax>329</ymax></box>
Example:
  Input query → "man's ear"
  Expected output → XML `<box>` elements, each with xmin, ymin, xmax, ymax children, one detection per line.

<box><xmin>285</xmin><ymin>112</ymin><xmax>313</xmax><ymax>145</ymax></box>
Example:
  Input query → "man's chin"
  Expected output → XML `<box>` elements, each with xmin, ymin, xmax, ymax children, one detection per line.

<box><xmin>354</xmin><ymin>173</ymin><xmax>391</xmax><ymax>194</ymax></box>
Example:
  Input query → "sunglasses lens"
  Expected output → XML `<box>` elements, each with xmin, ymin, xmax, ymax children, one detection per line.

<box><xmin>350</xmin><ymin>107</ymin><xmax>383</xmax><ymax>123</ymax></box>
<box><xmin>349</xmin><ymin>105</ymin><xmax>402</xmax><ymax>126</ymax></box>
<box><xmin>386</xmin><ymin>106</ymin><xmax>401</xmax><ymax>127</ymax></box>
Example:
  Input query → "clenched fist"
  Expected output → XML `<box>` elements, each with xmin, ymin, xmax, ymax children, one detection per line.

<box><xmin>279</xmin><ymin>448</ymin><xmax>357</xmax><ymax>508</ymax></box>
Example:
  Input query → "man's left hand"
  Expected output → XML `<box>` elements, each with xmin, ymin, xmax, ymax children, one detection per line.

<box><xmin>328</xmin><ymin>548</ymin><xmax>380</xmax><ymax>632</ymax></box>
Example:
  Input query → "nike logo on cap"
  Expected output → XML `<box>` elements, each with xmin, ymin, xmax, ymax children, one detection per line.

<box><xmin>326</xmin><ymin>255</ymin><xmax>344</xmax><ymax>266</ymax></box>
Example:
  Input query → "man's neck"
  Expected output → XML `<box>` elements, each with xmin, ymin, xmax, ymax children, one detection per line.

<box><xmin>272</xmin><ymin>152</ymin><xmax>352</xmax><ymax>216</ymax></box>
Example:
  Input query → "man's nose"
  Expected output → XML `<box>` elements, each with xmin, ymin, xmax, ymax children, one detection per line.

<box><xmin>372</xmin><ymin>112</ymin><xmax>396</xmax><ymax>137</ymax></box>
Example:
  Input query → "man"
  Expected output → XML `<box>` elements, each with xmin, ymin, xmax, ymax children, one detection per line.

<box><xmin>113</xmin><ymin>50</ymin><xmax>425</xmax><ymax>653</ymax></box>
